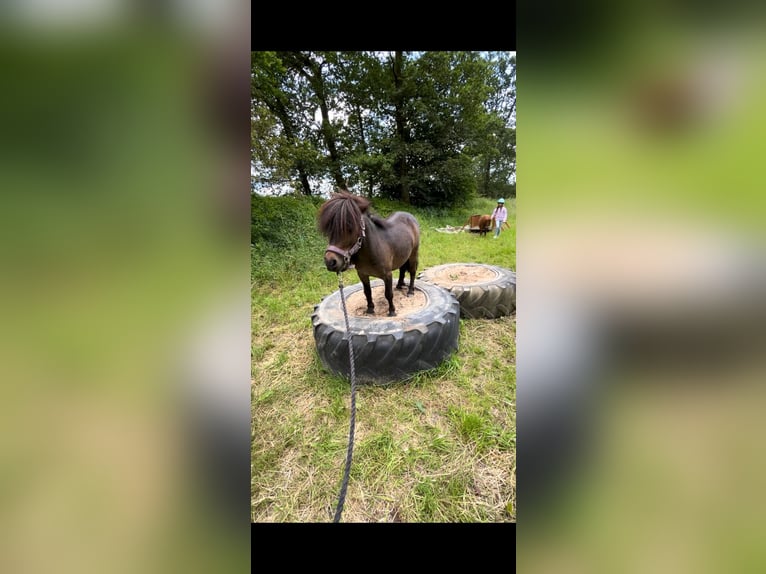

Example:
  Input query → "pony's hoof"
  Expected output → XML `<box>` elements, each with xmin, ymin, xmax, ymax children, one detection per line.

<box><xmin>365</xmin><ymin>308</ymin><xmax>375</xmax><ymax>315</ymax></box>
<box><xmin>406</xmin><ymin>291</ymin><xmax>415</xmax><ymax>297</ymax></box>
<box><xmin>388</xmin><ymin>311</ymin><xmax>397</xmax><ymax>317</ymax></box>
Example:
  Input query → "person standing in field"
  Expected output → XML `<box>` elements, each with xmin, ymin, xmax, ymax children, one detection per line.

<box><xmin>491</xmin><ymin>198</ymin><xmax>508</xmax><ymax>239</ymax></box>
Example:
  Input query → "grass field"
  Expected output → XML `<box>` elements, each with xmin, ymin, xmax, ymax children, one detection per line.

<box><xmin>251</xmin><ymin>195</ymin><xmax>516</xmax><ymax>522</ymax></box>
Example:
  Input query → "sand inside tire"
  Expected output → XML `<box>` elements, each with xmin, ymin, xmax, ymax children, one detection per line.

<box><xmin>428</xmin><ymin>264</ymin><xmax>498</xmax><ymax>285</ymax></box>
<box><xmin>344</xmin><ymin>284</ymin><xmax>428</xmax><ymax>318</ymax></box>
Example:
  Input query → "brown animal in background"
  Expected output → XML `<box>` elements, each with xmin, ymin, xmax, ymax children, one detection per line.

<box><xmin>462</xmin><ymin>214</ymin><xmax>493</xmax><ymax>237</ymax></box>
<box><xmin>318</xmin><ymin>190</ymin><xmax>420</xmax><ymax>317</ymax></box>
<box><xmin>478</xmin><ymin>215</ymin><xmax>492</xmax><ymax>237</ymax></box>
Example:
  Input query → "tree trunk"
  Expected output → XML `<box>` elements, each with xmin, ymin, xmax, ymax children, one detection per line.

<box><xmin>271</xmin><ymin>99</ymin><xmax>312</xmax><ymax>195</ymax></box>
<box><xmin>483</xmin><ymin>155</ymin><xmax>492</xmax><ymax>197</ymax></box>
<box><xmin>351</xmin><ymin>107</ymin><xmax>374</xmax><ymax>197</ymax></box>
<box><xmin>392</xmin><ymin>51</ymin><xmax>410</xmax><ymax>204</ymax></box>
<box><xmin>315</xmin><ymin>80</ymin><xmax>346</xmax><ymax>189</ymax></box>
<box><xmin>297</xmin><ymin>169</ymin><xmax>312</xmax><ymax>195</ymax></box>
<box><xmin>337</xmin><ymin>55</ymin><xmax>374</xmax><ymax>197</ymax></box>
<box><xmin>289</xmin><ymin>53</ymin><xmax>346</xmax><ymax>191</ymax></box>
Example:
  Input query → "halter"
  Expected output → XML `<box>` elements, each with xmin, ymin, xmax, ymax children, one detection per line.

<box><xmin>325</xmin><ymin>217</ymin><xmax>366</xmax><ymax>267</ymax></box>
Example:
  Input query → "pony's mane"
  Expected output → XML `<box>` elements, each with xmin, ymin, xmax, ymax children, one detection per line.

<box><xmin>368</xmin><ymin>213</ymin><xmax>390</xmax><ymax>229</ymax></box>
<box><xmin>317</xmin><ymin>190</ymin><xmax>371</xmax><ymax>245</ymax></box>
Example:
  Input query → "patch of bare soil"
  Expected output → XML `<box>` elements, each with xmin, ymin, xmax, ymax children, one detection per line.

<box><xmin>345</xmin><ymin>284</ymin><xmax>428</xmax><ymax>318</ymax></box>
<box><xmin>430</xmin><ymin>265</ymin><xmax>498</xmax><ymax>286</ymax></box>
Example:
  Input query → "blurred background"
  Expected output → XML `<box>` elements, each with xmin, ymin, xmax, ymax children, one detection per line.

<box><xmin>518</xmin><ymin>1</ymin><xmax>766</xmax><ymax>572</ymax></box>
<box><xmin>0</xmin><ymin>2</ymin><xmax>251</xmax><ymax>573</ymax></box>
<box><xmin>5</xmin><ymin>0</ymin><xmax>766</xmax><ymax>569</ymax></box>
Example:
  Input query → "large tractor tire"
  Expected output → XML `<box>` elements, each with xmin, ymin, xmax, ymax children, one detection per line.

<box><xmin>311</xmin><ymin>279</ymin><xmax>460</xmax><ymax>385</ymax></box>
<box><xmin>418</xmin><ymin>263</ymin><xmax>516</xmax><ymax>319</ymax></box>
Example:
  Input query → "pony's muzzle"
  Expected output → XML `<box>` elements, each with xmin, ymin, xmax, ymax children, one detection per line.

<box><xmin>324</xmin><ymin>252</ymin><xmax>344</xmax><ymax>272</ymax></box>
<box><xmin>324</xmin><ymin>245</ymin><xmax>352</xmax><ymax>272</ymax></box>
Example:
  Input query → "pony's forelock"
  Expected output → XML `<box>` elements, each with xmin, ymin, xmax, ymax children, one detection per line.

<box><xmin>317</xmin><ymin>191</ymin><xmax>369</xmax><ymax>246</ymax></box>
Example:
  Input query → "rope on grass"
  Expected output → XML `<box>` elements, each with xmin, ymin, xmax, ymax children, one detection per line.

<box><xmin>333</xmin><ymin>271</ymin><xmax>358</xmax><ymax>523</ymax></box>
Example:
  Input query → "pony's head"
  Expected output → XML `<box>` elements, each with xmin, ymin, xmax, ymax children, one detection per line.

<box><xmin>317</xmin><ymin>190</ymin><xmax>370</xmax><ymax>272</ymax></box>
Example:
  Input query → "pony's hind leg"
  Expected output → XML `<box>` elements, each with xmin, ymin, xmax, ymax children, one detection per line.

<box><xmin>407</xmin><ymin>253</ymin><xmax>418</xmax><ymax>297</ymax></box>
<box><xmin>384</xmin><ymin>272</ymin><xmax>396</xmax><ymax>316</ymax></box>
<box><xmin>396</xmin><ymin>263</ymin><xmax>408</xmax><ymax>290</ymax></box>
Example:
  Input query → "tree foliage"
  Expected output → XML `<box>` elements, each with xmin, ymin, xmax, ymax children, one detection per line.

<box><xmin>251</xmin><ymin>51</ymin><xmax>516</xmax><ymax>207</ymax></box>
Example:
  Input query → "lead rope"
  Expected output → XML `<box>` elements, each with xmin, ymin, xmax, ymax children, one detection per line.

<box><xmin>333</xmin><ymin>271</ymin><xmax>357</xmax><ymax>523</ymax></box>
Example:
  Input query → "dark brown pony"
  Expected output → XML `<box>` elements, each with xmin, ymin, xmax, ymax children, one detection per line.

<box><xmin>318</xmin><ymin>190</ymin><xmax>420</xmax><ymax>317</ymax></box>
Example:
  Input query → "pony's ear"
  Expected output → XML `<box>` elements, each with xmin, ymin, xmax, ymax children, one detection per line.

<box><xmin>351</xmin><ymin>193</ymin><xmax>371</xmax><ymax>213</ymax></box>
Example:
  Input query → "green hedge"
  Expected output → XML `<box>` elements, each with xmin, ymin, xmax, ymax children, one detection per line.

<box><xmin>251</xmin><ymin>194</ymin><xmax>324</xmax><ymax>251</ymax></box>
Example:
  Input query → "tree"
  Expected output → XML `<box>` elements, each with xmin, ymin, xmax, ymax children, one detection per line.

<box><xmin>251</xmin><ymin>51</ymin><xmax>517</xmax><ymax>205</ymax></box>
<box><xmin>334</xmin><ymin>51</ymin><xmax>390</xmax><ymax>198</ymax></box>
<box><xmin>251</xmin><ymin>51</ymin><xmax>320</xmax><ymax>195</ymax></box>
<box><xmin>475</xmin><ymin>52</ymin><xmax>517</xmax><ymax>198</ymax></box>
<box><xmin>278</xmin><ymin>51</ymin><xmax>348</xmax><ymax>190</ymax></box>
<box><xmin>378</xmin><ymin>51</ymin><xmax>494</xmax><ymax>207</ymax></box>
<box><xmin>384</xmin><ymin>51</ymin><xmax>412</xmax><ymax>204</ymax></box>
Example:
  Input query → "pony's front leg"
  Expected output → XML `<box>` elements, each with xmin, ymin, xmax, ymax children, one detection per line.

<box><xmin>359</xmin><ymin>273</ymin><xmax>375</xmax><ymax>314</ymax></box>
<box><xmin>384</xmin><ymin>272</ymin><xmax>396</xmax><ymax>316</ymax></box>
